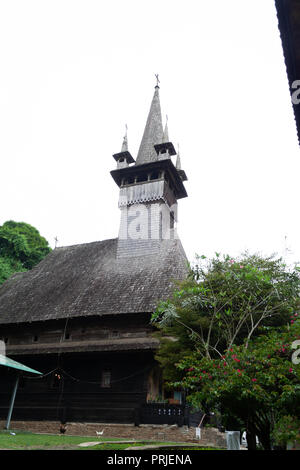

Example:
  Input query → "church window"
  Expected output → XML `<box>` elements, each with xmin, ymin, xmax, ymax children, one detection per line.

<box><xmin>101</xmin><ymin>371</ymin><xmax>111</xmax><ymax>388</ymax></box>
<box><xmin>150</xmin><ymin>171</ymin><xmax>159</xmax><ymax>180</ymax></box>
<box><xmin>110</xmin><ymin>331</ymin><xmax>120</xmax><ymax>338</ymax></box>
<box><xmin>136</xmin><ymin>174</ymin><xmax>147</xmax><ymax>183</ymax></box>
<box><xmin>170</xmin><ymin>211</ymin><xmax>175</xmax><ymax>230</ymax></box>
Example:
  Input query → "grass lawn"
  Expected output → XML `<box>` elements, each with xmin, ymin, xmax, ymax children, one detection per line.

<box><xmin>0</xmin><ymin>430</ymin><xmax>134</xmax><ymax>450</ymax></box>
<box><xmin>0</xmin><ymin>430</ymin><xmax>222</xmax><ymax>450</ymax></box>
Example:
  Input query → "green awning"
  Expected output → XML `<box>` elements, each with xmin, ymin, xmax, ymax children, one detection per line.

<box><xmin>0</xmin><ymin>354</ymin><xmax>42</xmax><ymax>375</ymax></box>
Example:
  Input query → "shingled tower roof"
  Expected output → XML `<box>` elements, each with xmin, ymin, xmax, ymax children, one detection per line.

<box><xmin>135</xmin><ymin>85</ymin><xmax>164</xmax><ymax>165</ymax></box>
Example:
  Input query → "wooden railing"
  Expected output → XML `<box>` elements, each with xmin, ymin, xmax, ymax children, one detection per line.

<box><xmin>0</xmin><ymin>392</ymin><xmax>190</xmax><ymax>426</ymax></box>
<box><xmin>139</xmin><ymin>403</ymin><xmax>189</xmax><ymax>427</ymax></box>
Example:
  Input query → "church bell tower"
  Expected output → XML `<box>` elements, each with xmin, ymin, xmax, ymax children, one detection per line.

<box><xmin>111</xmin><ymin>81</ymin><xmax>188</xmax><ymax>258</ymax></box>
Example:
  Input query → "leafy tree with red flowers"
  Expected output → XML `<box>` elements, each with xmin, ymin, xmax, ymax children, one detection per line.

<box><xmin>151</xmin><ymin>253</ymin><xmax>300</xmax><ymax>382</ymax></box>
<box><xmin>172</xmin><ymin>319</ymin><xmax>300</xmax><ymax>450</ymax></box>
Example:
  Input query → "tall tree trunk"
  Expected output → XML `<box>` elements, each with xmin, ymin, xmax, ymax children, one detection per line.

<box><xmin>254</xmin><ymin>415</ymin><xmax>272</xmax><ymax>450</ymax></box>
<box><xmin>257</xmin><ymin>428</ymin><xmax>271</xmax><ymax>450</ymax></box>
<box><xmin>246</xmin><ymin>429</ymin><xmax>257</xmax><ymax>450</ymax></box>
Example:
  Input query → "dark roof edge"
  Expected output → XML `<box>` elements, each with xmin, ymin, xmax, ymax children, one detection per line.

<box><xmin>275</xmin><ymin>0</ymin><xmax>300</xmax><ymax>144</ymax></box>
<box><xmin>0</xmin><ymin>310</ymin><xmax>153</xmax><ymax>328</ymax></box>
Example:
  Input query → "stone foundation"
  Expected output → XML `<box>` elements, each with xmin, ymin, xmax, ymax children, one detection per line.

<box><xmin>0</xmin><ymin>420</ymin><xmax>227</xmax><ymax>448</ymax></box>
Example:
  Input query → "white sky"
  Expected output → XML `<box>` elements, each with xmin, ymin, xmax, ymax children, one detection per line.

<box><xmin>0</xmin><ymin>0</ymin><xmax>300</xmax><ymax>266</ymax></box>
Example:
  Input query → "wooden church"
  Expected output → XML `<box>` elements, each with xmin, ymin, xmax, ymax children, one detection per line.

<box><xmin>0</xmin><ymin>82</ymin><xmax>189</xmax><ymax>425</ymax></box>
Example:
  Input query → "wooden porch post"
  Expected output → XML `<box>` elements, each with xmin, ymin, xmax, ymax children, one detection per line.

<box><xmin>6</xmin><ymin>373</ymin><xmax>20</xmax><ymax>430</ymax></box>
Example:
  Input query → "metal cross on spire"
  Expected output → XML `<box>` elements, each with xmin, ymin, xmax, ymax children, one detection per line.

<box><xmin>155</xmin><ymin>73</ymin><xmax>160</xmax><ymax>87</ymax></box>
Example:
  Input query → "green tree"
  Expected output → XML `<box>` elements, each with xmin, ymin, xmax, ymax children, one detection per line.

<box><xmin>0</xmin><ymin>220</ymin><xmax>51</xmax><ymax>284</ymax></box>
<box><xmin>151</xmin><ymin>253</ymin><xmax>300</xmax><ymax>381</ymax></box>
<box><xmin>271</xmin><ymin>415</ymin><xmax>300</xmax><ymax>449</ymax></box>
<box><xmin>173</xmin><ymin>319</ymin><xmax>300</xmax><ymax>450</ymax></box>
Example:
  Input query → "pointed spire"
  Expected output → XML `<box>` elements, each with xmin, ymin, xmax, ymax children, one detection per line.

<box><xmin>121</xmin><ymin>124</ymin><xmax>128</xmax><ymax>152</ymax></box>
<box><xmin>162</xmin><ymin>115</ymin><xmax>169</xmax><ymax>143</ymax></box>
<box><xmin>175</xmin><ymin>144</ymin><xmax>188</xmax><ymax>182</ymax></box>
<box><xmin>176</xmin><ymin>143</ymin><xmax>181</xmax><ymax>170</ymax></box>
<box><xmin>112</xmin><ymin>124</ymin><xmax>135</xmax><ymax>166</ymax></box>
<box><xmin>135</xmin><ymin>82</ymin><xmax>164</xmax><ymax>165</ymax></box>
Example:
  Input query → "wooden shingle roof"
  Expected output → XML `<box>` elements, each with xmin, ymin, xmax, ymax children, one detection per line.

<box><xmin>0</xmin><ymin>238</ymin><xmax>188</xmax><ymax>325</ymax></box>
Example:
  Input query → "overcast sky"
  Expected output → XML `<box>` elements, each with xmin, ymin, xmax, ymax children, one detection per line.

<box><xmin>1</xmin><ymin>0</ymin><xmax>299</xmax><ymax>266</ymax></box>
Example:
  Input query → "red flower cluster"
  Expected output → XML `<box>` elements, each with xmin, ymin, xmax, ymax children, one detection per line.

<box><xmin>277</xmin><ymin>344</ymin><xmax>289</xmax><ymax>353</ymax></box>
<box><xmin>290</xmin><ymin>313</ymin><xmax>298</xmax><ymax>324</ymax></box>
<box><xmin>232</xmin><ymin>354</ymin><xmax>241</xmax><ymax>362</ymax></box>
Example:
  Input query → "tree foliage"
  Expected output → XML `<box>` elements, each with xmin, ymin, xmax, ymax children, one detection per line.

<box><xmin>173</xmin><ymin>319</ymin><xmax>300</xmax><ymax>449</ymax></box>
<box><xmin>151</xmin><ymin>252</ymin><xmax>300</xmax><ymax>449</ymax></box>
<box><xmin>151</xmin><ymin>253</ymin><xmax>300</xmax><ymax>381</ymax></box>
<box><xmin>0</xmin><ymin>220</ymin><xmax>51</xmax><ymax>285</ymax></box>
<box><xmin>271</xmin><ymin>415</ymin><xmax>300</xmax><ymax>448</ymax></box>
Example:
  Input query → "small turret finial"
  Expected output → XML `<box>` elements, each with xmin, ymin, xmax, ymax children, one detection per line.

<box><xmin>121</xmin><ymin>124</ymin><xmax>128</xmax><ymax>152</ymax></box>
